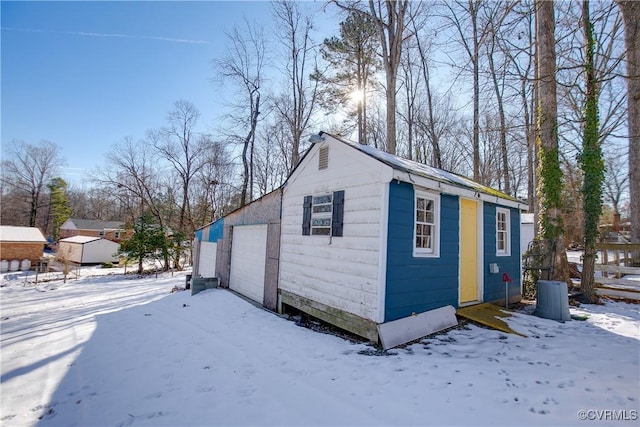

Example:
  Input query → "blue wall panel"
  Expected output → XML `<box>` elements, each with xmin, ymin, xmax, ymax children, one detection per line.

<box><xmin>482</xmin><ymin>204</ymin><xmax>521</xmax><ymax>302</ymax></box>
<box><xmin>196</xmin><ymin>218</ymin><xmax>225</xmax><ymax>243</ymax></box>
<box><xmin>385</xmin><ymin>181</ymin><xmax>460</xmax><ymax>322</ymax></box>
<box><xmin>207</xmin><ymin>218</ymin><xmax>224</xmax><ymax>242</ymax></box>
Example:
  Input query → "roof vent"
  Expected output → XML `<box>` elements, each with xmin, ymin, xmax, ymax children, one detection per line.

<box><xmin>319</xmin><ymin>146</ymin><xmax>329</xmax><ymax>170</ymax></box>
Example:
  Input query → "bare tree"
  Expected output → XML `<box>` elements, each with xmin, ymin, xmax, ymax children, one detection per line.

<box><xmin>443</xmin><ymin>0</ymin><xmax>516</xmax><ymax>183</ymax></box>
<box><xmin>272</xmin><ymin>0</ymin><xmax>319</xmax><ymax>170</ymax></box>
<box><xmin>485</xmin><ymin>7</ymin><xmax>512</xmax><ymax>195</ymax></box>
<box><xmin>149</xmin><ymin>100</ymin><xmax>208</xmax><ymax>234</ymax></box>
<box><xmin>1</xmin><ymin>140</ymin><xmax>64</xmax><ymax>227</ymax></box>
<box><xmin>603</xmin><ymin>153</ymin><xmax>629</xmax><ymax>233</ymax></box>
<box><xmin>410</xmin><ymin>17</ymin><xmax>444</xmax><ymax>168</ymax></box>
<box><xmin>193</xmin><ymin>138</ymin><xmax>235</xmax><ymax>224</ymax></box>
<box><xmin>94</xmin><ymin>137</ymin><xmax>163</xmax><ymax>226</ymax></box>
<box><xmin>216</xmin><ymin>20</ymin><xmax>265</xmax><ymax>207</ymax></box>
<box><xmin>616</xmin><ymin>0</ymin><xmax>640</xmax><ymax>248</ymax></box>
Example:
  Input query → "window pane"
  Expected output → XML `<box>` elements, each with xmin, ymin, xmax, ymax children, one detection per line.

<box><xmin>312</xmin><ymin>217</ymin><xmax>331</xmax><ymax>226</ymax></box>
<box><xmin>425</xmin><ymin>212</ymin><xmax>434</xmax><ymax>223</ymax></box>
<box><xmin>417</xmin><ymin>211</ymin><xmax>425</xmax><ymax>222</ymax></box>
<box><xmin>312</xmin><ymin>227</ymin><xmax>330</xmax><ymax>235</ymax></box>
<box><xmin>313</xmin><ymin>204</ymin><xmax>332</xmax><ymax>213</ymax></box>
<box><xmin>498</xmin><ymin>233</ymin><xmax>505</xmax><ymax>251</ymax></box>
<box><xmin>417</xmin><ymin>197</ymin><xmax>425</xmax><ymax>210</ymax></box>
<box><xmin>425</xmin><ymin>199</ymin><xmax>433</xmax><ymax>211</ymax></box>
<box><xmin>313</xmin><ymin>195</ymin><xmax>332</xmax><ymax>205</ymax></box>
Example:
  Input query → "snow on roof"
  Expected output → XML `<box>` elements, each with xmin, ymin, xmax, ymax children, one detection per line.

<box><xmin>64</xmin><ymin>219</ymin><xmax>126</xmax><ymax>230</ymax></box>
<box><xmin>324</xmin><ymin>132</ymin><xmax>525</xmax><ymax>205</ymax></box>
<box><xmin>0</xmin><ymin>226</ymin><xmax>47</xmax><ymax>243</ymax></box>
<box><xmin>59</xmin><ymin>236</ymin><xmax>102</xmax><ymax>244</ymax></box>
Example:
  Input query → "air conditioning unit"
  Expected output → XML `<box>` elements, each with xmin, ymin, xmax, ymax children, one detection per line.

<box><xmin>535</xmin><ymin>280</ymin><xmax>571</xmax><ymax>322</ymax></box>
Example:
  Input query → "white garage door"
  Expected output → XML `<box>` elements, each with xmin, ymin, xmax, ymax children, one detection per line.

<box><xmin>198</xmin><ymin>241</ymin><xmax>217</xmax><ymax>278</ymax></box>
<box><xmin>229</xmin><ymin>224</ymin><xmax>268</xmax><ymax>304</ymax></box>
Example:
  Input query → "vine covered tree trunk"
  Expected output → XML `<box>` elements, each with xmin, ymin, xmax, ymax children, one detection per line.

<box><xmin>535</xmin><ymin>0</ymin><xmax>571</xmax><ymax>284</ymax></box>
<box><xmin>580</xmin><ymin>0</ymin><xmax>604</xmax><ymax>303</ymax></box>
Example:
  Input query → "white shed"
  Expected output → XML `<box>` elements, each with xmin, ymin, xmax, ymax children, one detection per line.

<box><xmin>58</xmin><ymin>236</ymin><xmax>120</xmax><ymax>264</ymax></box>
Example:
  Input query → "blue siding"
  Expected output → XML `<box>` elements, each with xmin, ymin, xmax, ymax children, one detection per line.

<box><xmin>385</xmin><ymin>181</ymin><xmax>459</xmax><ymax>322</ymax></box>
<box><xmin>196</xmin><ymin>218</ymin><xmax>224</xmax><ymax>243</ymax></box>
<box><xmin>207</xmin><ymin>218</ymin><xmax>224</xmax><ymax>242</ymax></box>
<box><xmin>483</xmin><ymin>204</ymin><xmax>521</xmax><ymax>301</ymax></box>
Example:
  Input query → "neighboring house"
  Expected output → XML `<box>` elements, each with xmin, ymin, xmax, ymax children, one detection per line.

<box><xmin>194</xmin><ymin>132</ymin><xmax>528</xmax><ymax>343</ymax></box>
<box><xmin>193</xmin><ymin>190</ymin><xmax>282</xmax><ymax>311</ymax></box>
<box><xmin>59</xmin><ymin>219</ymin><xmax>131</xmax><ymax>243</ymax></box>
<box><xmin>278</xmin><ymin>132</ymin><xmax>528</xmax><ymax>341</ymax></box>
<box><xmin>0</xmin><ymin>225</ymin><xmax>47</xmax><ymax>266</ymax></box>
<box><xmin>57</xmin><ymin>236</ymin><xmax>120</xmax><ymax>265</ymax></box>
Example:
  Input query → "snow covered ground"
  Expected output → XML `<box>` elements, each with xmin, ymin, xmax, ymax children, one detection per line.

<box><xmin>1</xmin><ymin>268</ymin><xmax>638</xmax><ymax>426</ymax></box>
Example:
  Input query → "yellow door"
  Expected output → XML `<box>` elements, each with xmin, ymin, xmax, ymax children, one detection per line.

<box><xmin>460</xmin><ymin>199</ymin><xmax>479</xmax><ymax>304</ymax></box>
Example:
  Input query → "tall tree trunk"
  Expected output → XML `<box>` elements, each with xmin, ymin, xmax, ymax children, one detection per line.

<box><xmin>617</xmin><ymin>1</ymin><xmax>640</xmax><ymax>256</ymax></box>
<box><xmin>581</xmin><ymin>0</ymin><xmax>604</xmax><ymax>303</ymax></box>
<box><xmin>368</xmin><ymin>0</ymin><xmax>409</xmax><ymax>155</ymax></box>
<box><xmin>535</xmin><ymin>0</ymin><xmax>571</xmax><ymax>284</ymax></box>
<box><xmin>487</xmin><ymin>29</ymin><xmax>511</xmax><ymax>195</ymax></box>
<box><xmin>471</xmin><ymin>0</ymin><xmax>481</xmax><ymax>182</ymax></box>
<box><xmin>413</xmin><ymin>25</ymin><xmax>442</xmax><ymax>169</ymax></box>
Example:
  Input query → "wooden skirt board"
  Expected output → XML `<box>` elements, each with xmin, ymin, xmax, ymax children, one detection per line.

<box><xmin>229</xmin><ymin>224</ymin><xmax>268</xmax><ymax>304</ymax></box>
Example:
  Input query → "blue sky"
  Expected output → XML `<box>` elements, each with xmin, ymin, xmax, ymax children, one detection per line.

<box><xmin>1</xmin><ymin>1</ymin><xmax>333</xmax><ymax>187</ymax></box>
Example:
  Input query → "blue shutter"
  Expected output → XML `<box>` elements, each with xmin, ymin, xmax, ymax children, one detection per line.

<box><xmin>331</xmin><ymin>190</ymin><xmax>345</xmax><ymax>237</ymax></box>
<box><xmin>302</xmin><ymin>195</ymin><xmax>312</xmax><ymax>235</ymax></box>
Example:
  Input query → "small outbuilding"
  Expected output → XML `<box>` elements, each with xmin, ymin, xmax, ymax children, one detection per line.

<box><xmin>0</xmin><ymin>226</ymin><xmax>47</xmax><ymax>268</ymax></box>
<box><xmin>278</xmin><ymin>132</ymin><xmax>529</xmax><ymax>342</ymax></box>
<box><xmin>193</xmin><ymin>190</ymin><xmax>282</xmax><ymax>310</ymax></box>
<box><xmin>57</xmin><ymin>236</ymin><xmax>120</xmax><ymax>265</ymax></box>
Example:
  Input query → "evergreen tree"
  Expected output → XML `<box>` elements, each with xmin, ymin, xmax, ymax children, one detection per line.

<box><xmin>47</xmin><ymin>177</ymin><xmax>70</xmax><ymax>241</ymax></box>
<box><xmin>119</xmin><ymin>211</ymin><xmax>167</xmax><ymax>274</ymax></box>
<box><xmin>316</xmin><ymin>11</ymin><xmax>379</xmax><ymax>144</ymax></box>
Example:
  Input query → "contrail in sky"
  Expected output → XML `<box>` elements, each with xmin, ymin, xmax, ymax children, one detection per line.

<box><xmin>2</xmin><ymin>27</ymin><xmax>210</xmax><ymax>44</ymax></box>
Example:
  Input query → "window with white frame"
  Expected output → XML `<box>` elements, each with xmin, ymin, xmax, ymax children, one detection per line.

<box><xmin>414</xmin><ymin>192</ymin><xmax>440</xmax><ymax>257</ymax></box>
<box><xmin>311</xmin><ymin>194</ymin><xmax>333</xmax><ymax>235</ymax></box>
<box><xmin>496</xmin><ymin>208</ymin><xmax>511</xmax><ymax>256</ymax></box>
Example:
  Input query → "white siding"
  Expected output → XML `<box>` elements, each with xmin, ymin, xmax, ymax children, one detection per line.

<box><xmin>57</xmin><ymin>239</ymin><xmax>118</xmax><ymax>264</ymax></box>
<box><xmin>198</xmin><ymin>241</ymin><xmax>217</xmax><ymax>278</ymax></box>
<box><xmin>58</xmin><ymin>242</ymin><xmax>83</xmax><ymax>264</ymax></box>
<box><xmin>80</xmin><ymin>240</ymin><xmax>119</xmax><ymax>263</ymax></box>
<box><xmin>279</xmin><ymin>137</ymin><xmax>392</xmax><ymax>322</ymax></box>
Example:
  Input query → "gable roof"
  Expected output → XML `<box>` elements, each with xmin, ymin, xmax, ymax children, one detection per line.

<box><xmin>0</xmin><ymin>226</ymin><xmax>47</xmax><ymax>243</ymax></box>
<box><xmin>317</xmin><ymin>132</ymin><xmax>528</xmax><ymax>210</ymax></box>
<box><xmin>63</xmin><ymin>219</ymin><xmax>126</xmax><ymax>230</ymax></box>
<box><xmin>59</xmin><ymin>236</ymin><xmax>103</xmax><ymax>244</ymax></box>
